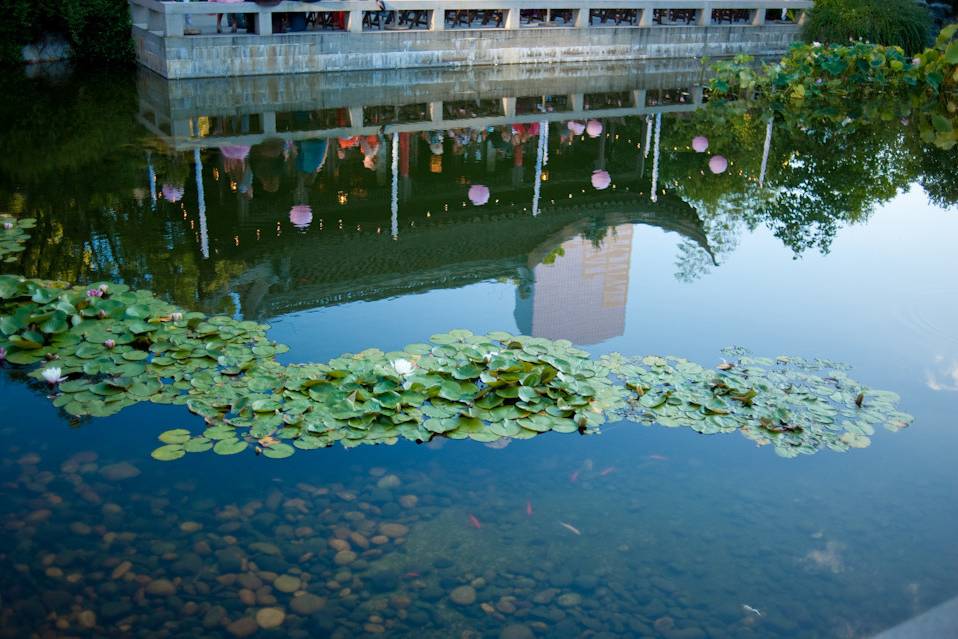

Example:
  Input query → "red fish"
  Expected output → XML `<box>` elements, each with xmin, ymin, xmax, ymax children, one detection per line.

<box><xmin>468</xmin><ymin>514</ymin><xmax>481</xmax><ymax>529</ymax></box>
<box><xmin>647</xmin><ymin>454</ymin><xmax>668</xmax><ymax>462</ymax></box>
<box><xmin>599</xmin><ymin>467</ymin><xmax>617</xmax><ymax>476</ymax></box>
<box><xmin>526</xmin><ymin>500</ymin><xmax>534</xmax><ymax>516</ymax></box>
<box><xmin>403</xmin><ymin>571</ymin><xmax>420</xmax><ymax>578</ymax></box>
<box><xmin>569</xmin><ymin>470</ymin><xmax>579</xmax><ymax>483</ymax></box>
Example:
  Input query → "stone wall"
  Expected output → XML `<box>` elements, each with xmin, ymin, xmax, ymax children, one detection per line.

<box><xmin>134</xmin><ymin>24</ymin><xmax>801</xmax><ymax>79</ymax></box>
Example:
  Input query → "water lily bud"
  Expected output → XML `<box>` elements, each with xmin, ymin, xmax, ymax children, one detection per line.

<box><xmin>2</xmin><ymin>222</ymin><xmax>12</xmax><ymax>230</ymax></box>
<box><xmin>104</xmin><ymin>339</ymin><xmax>116</xmax><ymax>349</ymax></box>
<box><xmin>99</xmin><ymin>284</ymin><xmax>109</xmax><ymax>293</ymax></box>
<box><xmin>0</xmin><ymin>347</ymin><xmax>6</xmax><ymax>361</ymax></box>
<box><xmin>171</xmin><ymin>312</ymin><xmax>183</xmax><ymax>321</ymax></box>
<box><xmin>98</xmin><ymin>310</ymin><xmax>107</xmax><ymax>319</ymax></box>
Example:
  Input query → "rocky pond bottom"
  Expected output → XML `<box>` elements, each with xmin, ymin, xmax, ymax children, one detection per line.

<box><xmin>2</xmin><ymin>414</ymin><xmax>955</xmax><ymax>639</ymax></box>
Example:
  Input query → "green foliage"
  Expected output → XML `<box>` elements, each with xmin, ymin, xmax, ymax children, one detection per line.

<box><xmin>0</xmin><ymin>0</ymin><xmax>133</xmax><ymax>67</ymax></box>
<box><xmin>0</xmin><ymin>250</ymin><xmax>914</xmax><ymax>459</ymax></box>
<box><xmin>803</xmin><ymin>0</ymin><xmax>933</xmax><ymax>55</ymax></box>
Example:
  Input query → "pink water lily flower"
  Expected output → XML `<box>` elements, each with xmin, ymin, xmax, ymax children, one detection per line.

<box><xmin>709</xmin><ymin>155</ymin><xmax>729</xmax><ymax>174</ymax></box>
<box><xmin>0</xmin><ymin>347</ymin><xmax>6</xmax><ymax>362</ymax></box>
<box><xmin>86</xmin><ymin>288</ymin><xmax>104</xmax><ymax>298</ymax></box>
<box><xmin>468</xmin><ymin>184</ymin><xmax>490</xmax><ymax>206</ymax></box>
<box><xmin>2</xmin><ymin>222</ymin><xmax>12</xmax><ymax>230</ymax></box>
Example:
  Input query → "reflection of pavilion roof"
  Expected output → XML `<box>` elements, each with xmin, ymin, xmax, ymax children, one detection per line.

<box><xmin>228</xmin><ymin>190</ymin><xmax>711</xmax><ymax>320</ymax></box>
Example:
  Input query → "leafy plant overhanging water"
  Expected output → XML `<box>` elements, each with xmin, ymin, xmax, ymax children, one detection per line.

<box><xmin>0</xmin><ymin>218</ymin><xmax>912</xmax><ymax>460</ymax></box>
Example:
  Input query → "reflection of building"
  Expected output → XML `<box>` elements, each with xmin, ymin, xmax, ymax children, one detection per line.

<box><xmin>515</xmin><ymin>224</ymin><xmax>633</xmax><ymax>345</ymax></box>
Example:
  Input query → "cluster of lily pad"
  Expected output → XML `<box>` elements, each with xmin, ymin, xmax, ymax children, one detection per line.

<box><xmin>0</xmin><ymin>214</ymin><xmax>34</xmax><ymax>264</ymax></box>
<box><xmin>0</xmin><ymin>218</ymin><xmax>913</xmax><ymax>460</ymax></box>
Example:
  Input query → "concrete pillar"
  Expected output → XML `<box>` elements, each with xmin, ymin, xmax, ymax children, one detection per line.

<box><xmin>797</xmin><ymin>10</ymin><xmax>808</xmax><ymax>26</ymax></box>
<box><xmin>504</xmin><ymin>8</ymin><xmax>519</xmax><ymax>30</ymax></box>
<box><xmin>569</xmin><ymin>93</ymin><xmax>584</xmax><ymax>112</ymax></box>
<box><xmin>148</xmin><ymin>7</ymin><xmax>165</xmax><ymax>32</ymax></box>
<box><xmin>631</xmin><ymin>89</ymin><xmax>646</xmax><ymax>108</ymax></box>
<box><xmin>347</xmin><ymin>9</ymin><xmax>364</xmax><ymax>32</ymax></box>
<box><xmin>164</xmin><ymin>12</ymin><xmax>185</xmax><ymax>37</ymax></box>
<box><xmin>348</xmin><ymin>106</ymin><xmax>364</xmax><ymax>128</ymax></box>
<box><xmin>638</xmin><ymin>8</ymin><xmax>652</xmax><ymax>27</ymax></box>
<box><xmin>502</xmin><ymin>97</ymin><xmax>516</xmax><ymax>118</ymax></box>
<box><xmin>262</xmin><ymin>111</ymin><xmax>277</xmax><ymax>134</ymax></box>
<box><xmin>428</xmin><ymin>101</ymin><xmax>443</xmax><ymax>123</ymax></box>
<box><xmin>751</xmin><ymin>9</ymin><xmax>765</xmax><ymax>26</ymax></box>
<box><xmin>254</xmin><ymin>10</ymin><xmax>272</xmax><ymax>35</ymax></box>
<box><xmin>574</xmin><ymin>8</ymin><xmax>589</xmax><ymax>28</ymax></box>
<box><xmin>696</xmin><ymin>4</ymin><xmax>711</xmax><ymax>26</ymax></box>
<box><xmin>691</xmin><ymin>85</ymin><xmax>704</xmax><ymax>105</ymax></box>
<box><xmin>430</xmin><ymin>9</ymin><xmax>445</xmax><ymax>31</ymax></box>
<box><xmin>131</xmin><ymin>3</ymin><xmax>149</xmax><ymax>28</ymax></box>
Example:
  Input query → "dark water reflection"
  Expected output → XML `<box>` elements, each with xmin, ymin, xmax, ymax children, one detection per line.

<box><xmin>1</xmin><ymin>64</ymin><xmax>957</xmax><ymax>639</ymax></box>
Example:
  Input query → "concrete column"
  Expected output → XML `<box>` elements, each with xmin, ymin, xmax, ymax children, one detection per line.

<box><xmin>502</xmin><ymin>97</ymin><xmax>516</xmax><ymax>118</ymax></box>
<box><xmin>631</xmin><ymin>89</ymin><xmax>647</xmax><ymax>108</ymax></box>
<box><xmin>569</xmin><ymin>93</ymin><xmax>584</xmax><ymax>112</ymax></box>
<box><xmin>691</xmin><ymin>85</ymin><xmax>704</xmax><ymax>105</ymax></box>
<box><xmin>504</xmin><ymin>8</ymin><xmax>519</xmax><ymax>30</ymax></box>
<box><xmin>428</xmin><ymin>101</ymin><xmax>443</xmax><ymax>123</ymax></box>
<box><xmin>165</xmin><ymin>12</ymin><xmax>185</xmax><ymax>37</ymax></box>
<box><xmin>638</xmin><ymin>8</ymin><xmax>652</xmax><ymax>27</ymax></box>
<box><xmin>430</xmin><ymin>9</ymin><xmax>445</xmax><ymax>31</ymax></box>
<box><xmin>348</xmin><ymin>106</ymin><xmax>364</xmax><ymax>128</ymax></box>
<box><xmin>262</xmin><ymin>111</ymin><xmax>277</xmax><ymax>134</ymax></box>
<box><xmin>255</xmin><ymin>10</ymin><xmax>272</xmax><ymax>35</ymax></box>
<box><xmin>148</xmin><ymin>7</ymin><xmax>165</xmax><ymax>32</ymax></box>
<box><xmin>131</xmin><ymin>3</ymin><xmax>149</xmax><ymax>28</ymax></box>
<box><xmin>797</xmin><ymin>10</ymin><xmax>808</xmax><ymax>26</ymax></box>
<box><xmin>696</xmin><ymin>4</ymin><xmax>711</xmax><ymax>26</ymax></box>
<box><xmin>574</xmin><ymin>8</ymin><xmax>589</xmax><ymax>28</ymax></box>
<box><xmin>347</xmin><ymin>9</ymin><xmax>364</xmax><ymax>32</ymax></box>
<box><xmin>751</xmin><ymin>9</ymin><xmax>765</xmax><ymax>26</ymax></box>
<box><xmin>194</xmin><ymin>148</ymin><xmax>209</xmax><ymax>259</ymax></box>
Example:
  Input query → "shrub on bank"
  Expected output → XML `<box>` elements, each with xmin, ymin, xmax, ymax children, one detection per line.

<box><xmin>0</xmin><ymin>0</ymin><xmax>133</xmax><ymax>67</ymax></box>
<box><xmin>802</xmin><ymin>0</ymin><xmax>933</xmax><ymax>54</ymax></box>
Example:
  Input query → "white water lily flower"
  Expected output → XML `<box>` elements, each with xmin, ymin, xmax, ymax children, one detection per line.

<box><xmin>392</xmin><ymin>358</ymin><xmax>416</xmax><ymax>377</ymax></box>
<box><xmin>42</xmin><ymin>367</ymin><xmax>66</xmax><ymax>385</ymax></box>
<box><xmin>483</xmin><ymin>350</ymin><xmax>499</xmax><ymax>363</ymax></box>
<box><xmin>812</xmin><ymin>41</ymin><xmax>822</xmax><ymax>48</ymax></box>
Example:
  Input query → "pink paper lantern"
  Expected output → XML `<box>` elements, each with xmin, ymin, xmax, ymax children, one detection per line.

<box><xmin>468</xmin><ymin>184</ymin><xmax>490</xmax><ymax>206</ymax></box>
<box><xmin>708</xmin><ymin>155</ymin><xmax>729</xmax><ymax>174</ymax></box>
<box><xmin>567</xmin><ymin>121</ymin><xmax>586</xmax><ymax>136</ymax></box>
<box><xmin>289</xmin><ymin>204</ymin><xmax>313</xmax><ymax>228</ymax></box>
<box><xmin>161</xmin><ymin>184</ymin><xmax>184</xmax><ymax>203</ymax></box>
<box><xmin>586</xmin><ymin>120</ymin><xmax>603</xmax><ymax>138</ymax></box>
<box><xmin>591</xmin><ymin>170</ymin><xmax>611</xmax><ymax>190</ymax></box>
<box><xmin>692</xmin><ymin>136</ymin><xmax>709</xmax><ymax>153</ymax></box>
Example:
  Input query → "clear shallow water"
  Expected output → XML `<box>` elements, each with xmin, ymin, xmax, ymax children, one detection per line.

<box><xmin>0</xmin><ymin>67</ymin><xmax>957</xmax><ymax>639</ymax></box>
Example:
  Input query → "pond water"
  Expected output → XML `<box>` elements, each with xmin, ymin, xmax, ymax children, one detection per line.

<box><xmin>0</xmin><ymin>65</ymin><xmax>957</xmax><ymax>639</ymax></box>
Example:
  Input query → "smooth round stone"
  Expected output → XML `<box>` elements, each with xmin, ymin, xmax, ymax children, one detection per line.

<box><xmin>500</xmin><ymin>624</ymin><xmax>535</xmax><ymax>639</ymax></box>
<box><xmin>179</xmin><ymin>521</ymin><xmax>203</xmax><ymax>533</ymax></box>
<box><xmin>334</xmin><ymin>551</ymin><xmax>357</xmax><ymax>566</ymax></box>
<box><xmin>329</xmin><ymin>539</ymin><xmax>350</xmax><ymax>552</ymax></box>
<box><xmin>399</xmin><ymin>495</ymin><xmax>418</xmax><ymax>508</ymax></box>
<box><xmin>111</xmin><ymin>561</ymin><xmax>133</xmax><ymax>580</ymax></box>
<box><xmin>226</xmin><ymin>617</ymin><xmax>258</xmax><ymax>637</ymax></box>
<box><xmin>450</xmin><ymin>586</ymin><xmax>476</xmax><ymax>605</ymax></box>
<box><xmin>256</xmin><ymin>607</ymin><xmax>285</xmax><ymax>629</ymax></box>
<box><xmin>290</xmin><ymin>594</ymin><xmax>327</xmax><ymax>615</ymax></box>
<box><xmin>376</xmin><ymin>474</ymin><xmax>401</xmax><ymax>489</ymax></box>
<box><xmin>239</xmin><ymin>589</ymin><xmax>256</xmax><ymax>606</ymax></box>
<box><xmin>273</xmin><ymin>575</ymin><xmax>301</xmax><ymax>593</ymax></box>
<box><xmin>379</xmin><ymin>523</ymin><xmax>409</xmax><ymax>538</ymax></box>
<box><xmin>557</xmin><ymin>593</ymin><xmax>582</xmax><ymax>607</ymax></box>
<box><xmin>145</xmin><ymin>579</ymin><xmax>176</xmax><ymax>596</ymax></box>
<box><xmin>77</xmin><ymin>610</ymin><xmax>96</xmax><ymax>629</ymax></box>
<box><xmin>98</xmin><ymin>462</ymin><xmax>141</xmax><ymax>481</ymax></box>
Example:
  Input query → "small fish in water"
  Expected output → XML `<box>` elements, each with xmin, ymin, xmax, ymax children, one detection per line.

<box><xmin>742</xmin><ymin>604</ymin><xmax>762</xmax><ymax>617</ymax></box>
<box><xmin>403</xmin><ymin>571</ymin><xmax>420</xmax><ymax>578</ymax></box>
<box><xmin>526</xmin><ymin>500</ymin><xmax>534</xmax><ymax>516</ymax></box>
<box><xmin>468</xmin><ymin>514</ymin><xmax>481</xmax><ymax>529</ymax></box>
<box><xmin>599</xmin><ymin>466</ymin><xmax>617</xmax><ymax>476</ymax></box>
<box><xmin>559</xmin><ymin>521</ymin><xmax>582</xmax><ymax>536</ymax></box>
<box><xmin>569</xmin><ymin>470</ymin><xmax>579</xmax><ymax>483</ymax></box>
<box><xmin>646</xmin><ymin>454</ymin><xmax>669</xmax><ymax>461</ymax></box>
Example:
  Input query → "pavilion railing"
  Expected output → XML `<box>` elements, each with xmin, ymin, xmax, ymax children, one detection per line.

<box><xmin>130</xmin><ymin>0</ymin><xmax>812</xmax><ymax>37</ymax></box>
